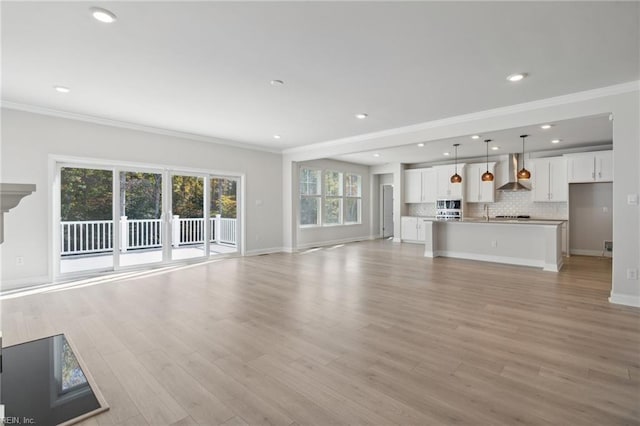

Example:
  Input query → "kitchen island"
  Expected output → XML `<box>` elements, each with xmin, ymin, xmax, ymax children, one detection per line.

<box><xmin>423</xmin><ymin>218</ymin><xmax>564</xmax><ymax>271</ymax></box>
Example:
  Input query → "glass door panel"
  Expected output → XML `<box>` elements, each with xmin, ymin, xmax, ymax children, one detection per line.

<box><xmin>209</xmin><ymin>177</ymin><xmax>238</xmax><ymax>256</ymax></box>
<box><xmin>59</xmin><ymin>167</ymin><xmax>114</xmax><ymax>274</ymax></box>
<box><xmin>119</xmin><ymin>171</ymin><xmax>164</xmax><ymax>267</ymax></box>
<box><xmin>171</xmin><ymin>175</ymin><xmax>206</xmax><ymax>260</ymax></box>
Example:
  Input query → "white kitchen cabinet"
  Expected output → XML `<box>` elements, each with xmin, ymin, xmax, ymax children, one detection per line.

<box><xmin>565</xmin><ymin>151</ymin><xmax>613</xmax><ymax>183</ymax></box>
<box><xmin>465</xmin><ymin>162</ymin><xmax>496</xmax><ymax>203</ymax></box>
<box><xmin>401</xmin><ymin>216</ymin><xmax>425</xmax><ymax>242</ymax></box>
<box><xmin>433</xmin><ymin>164</ymin><xmax>465</xmax><ymax>199</ymax></box>
<box><xmin>532</xmin><ymin>157</ymin><xmax>568</xmax><ymax>202</ymax></box>
<box><xmin>404</xmin><ymin>169</ymin><xmax>423</xmax><ymax>203</ymax></box>
<box><xmin>422</xmin><ymin>169</ymin><xmax>437</xmax><ymax>202</ymax></box>
<box><xmin>404</xmin><ymin>168</ymin><xmax>437</xmax><ymax>203</ymax></box>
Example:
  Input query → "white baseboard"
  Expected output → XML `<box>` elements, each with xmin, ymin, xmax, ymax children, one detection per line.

<box><xmin>296</xmin><ymin>236</ymin><xmax>371</xmax><ymax>251</ymax></box>
<box><xmin>609</xmin><ymin>293</ymin><xmax>640</xmax><ymax>308</ymax></box>
<box><xmin>570</xmin><ymin>249</ymin><xmax>611</xmax><ymax>257</ymax></box>
<box><xmin>244</xmin><ymin>247</ymin><xmax>285</xmax><ymax>256</ymax></box>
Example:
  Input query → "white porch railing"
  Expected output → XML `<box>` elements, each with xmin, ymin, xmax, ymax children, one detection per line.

<box><xmin>61</xmin><ymin>220</ymin><xmax>114</xmax><ymax>255</ymax></box>
<box><xmin>61</xmin><ymin>216</ymin><xmax>236</xmax><ymax>256</ymax></box>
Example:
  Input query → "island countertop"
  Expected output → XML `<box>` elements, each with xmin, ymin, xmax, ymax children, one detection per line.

<box><xmin>422</xmin><ymin>217</ymin><xmax>564</xmax><ymax>226</ymax></box>
<box><xmin>422</xmin><ymin>218</ymin><xmax>563</xmax><ymax>272</ymax></box>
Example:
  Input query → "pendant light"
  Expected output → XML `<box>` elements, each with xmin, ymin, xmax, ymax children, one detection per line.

<box><xmin>450</xmin><ymin>143</ymin><xmax>462</xmax><ymax>183</ymax></box>
<box><xmin>481</xmin><ymin>139</ymin><xmax>494</xmax><ymax>182</ymax></box>
<box><xmin>517</xmin><ymin>134</ymin><xmax>531</xmax><ymax>180</ymax></box>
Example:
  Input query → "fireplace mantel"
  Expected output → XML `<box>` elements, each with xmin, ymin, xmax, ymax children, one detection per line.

<box><xmin>0</xmin><ymin>183</ymin><xmax>36</xmax><ymax>243</ymax></box>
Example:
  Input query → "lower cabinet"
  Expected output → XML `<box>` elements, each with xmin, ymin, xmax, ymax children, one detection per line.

<box><xmin>401</xmin><ymin>216</ymin><xmax>425</xmax><ymax>242</ymax></box>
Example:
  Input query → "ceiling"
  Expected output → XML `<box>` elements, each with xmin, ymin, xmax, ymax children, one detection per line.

<box><xmin>332</xmin><ymin>114</ymin><xmax>613</xmax><ymax>166</ymax></box>
<box><xmin>1</xmin><ymin>2</ymin><xmax>638</xmax><ymax>151</ymax></box>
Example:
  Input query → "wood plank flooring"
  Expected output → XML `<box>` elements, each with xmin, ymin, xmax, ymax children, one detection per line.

<box><xmin>2</xmin><ymin>240</ymin><xmax>639</xmax><ymax>425</ymax></box>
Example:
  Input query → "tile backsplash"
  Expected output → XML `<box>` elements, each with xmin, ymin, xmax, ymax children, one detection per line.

<box><xmin>407</xmin><ymin>191</ymin><xmax>567</xmax><ymax>219</ymax></box>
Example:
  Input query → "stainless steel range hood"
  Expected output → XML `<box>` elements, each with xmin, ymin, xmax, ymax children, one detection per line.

<box><xmin>496</xmin><ymin>154</ymin><xmax>530</xmax><ymax>191</ymax></box>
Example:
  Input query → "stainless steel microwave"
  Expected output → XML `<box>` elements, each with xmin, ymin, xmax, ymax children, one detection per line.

<box><xmin>436</xmin><ymin>199</ymin><xmax>462</xmax><ymax>210</ymax></box>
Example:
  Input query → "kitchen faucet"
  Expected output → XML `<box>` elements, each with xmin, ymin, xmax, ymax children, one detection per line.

<box><xmin>483</xmin><ymin>204</ymin><xmax>490</xmax><ymax>221</ymax></box>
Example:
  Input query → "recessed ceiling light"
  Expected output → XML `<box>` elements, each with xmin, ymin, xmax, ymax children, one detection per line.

<box><xmin>491</xmin><ymin>146</ymin><xmax>500</xmax><ymax>151</ymax></box>
<box><xmin>273</xmin><ymin>134</ymin><xmax>281</xmax><ymax>139</ymax></box>
<box><xmin>270</xmin><ymin>79</ymin><xmax>284</xmax><ymax>86</ymax></box>
<box><xmin>471</xmin><ymin>135</ymin><xmax>480</xmax><ymax>140</ymax></box>
<box><xmin>373</xmin><ymin>153</ymin><xmax>380</xmax><ymax>157</ymax></box>
<box><xmin>54</xmin><ymin>86</ymin><xmax>70</xmax><ymax>93</ymax></box>
<box><xmin>506</xmin><ymin>73</ymin><xmax>527</xmax><ymax>82</ymax></box>
<box><xmin>551</xmin><ymin>139</ymin><xmax>561</xmax><ymax>144</ymax></box>
<box><xmin>90</xmin><ymin>7</ymin><xmax>117</xmax><ymax>23</ymax></box>
<box><xmin>443</xmin><ymin>152</ymin><xmax>450</xmax><ymax>156</ymax></box>
<box><xmin>540</xmin><ymin>124</ymin><xmax>553</xmax><ymax>130</ymax></box>
<box><xmin>355</xmin><ymin>113</ymin><xmax>368</xmax><ymax>119</ymax></box>
<box><xmin>417</xmin><ymin>143</ymin><xmax>425</xmax><ymax>147</ymax></box>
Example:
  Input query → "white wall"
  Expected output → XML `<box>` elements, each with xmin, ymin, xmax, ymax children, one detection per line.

<box><xmin>569</xmin><ymin>182</ymin><xmax>613</xmax><ymax>255</ymax></box>
<box><xmin>296</xmin><ymin>158</ymin><xmax>371</xmax><ymax>249</ymax></box>
<box><xmin>0</xmin><ymin>108</ymin><xmax>283</xmax><ymax>288</ymax></box>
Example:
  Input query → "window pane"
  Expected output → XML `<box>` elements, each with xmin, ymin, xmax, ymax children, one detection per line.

<box><xmin>325</xmin><ymin>171</ymin><xmax>343</xmax><ymax>196</ymax></box>
<box><xmin>300</xmin><ymin>169</ymin><xmax>321</xmax><ymax>196</ymax></box>
<box><xmin>345</xmin><ymin>174</ymin><xmax>362</xmax><ymax>197</ymax></box>
<box><xmin>345</xmin><ymin>198</ymin><xmax>360</xmax><ymax>224</ymax></box>
<box><xmin>324</xmin><ymin>197</ymin><xmax>342</xmax><ymax>224</ymax></box>
<box><xmin>210</xmin><ymin>178</ymin><xmax>237</xmax><ymax>218</ymax></box>
<box><xmin>300</xmin><ymin>197</ymin><xmax>320</xmax><ymax>225</ymax></box>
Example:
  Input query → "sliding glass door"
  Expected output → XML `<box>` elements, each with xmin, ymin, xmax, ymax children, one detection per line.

<box><xmin>209</xmin><ymin>177</ymin><xmax>238</xmax><ymax>256</ymax></box>
<box><xmin>171</xmin><ymin>174</ymin><xmax>206</xmax><ymax>261</ymax></box>
<box><xmin>118</xmin><ymin>170</ymin><xmax>164</xmax><ymax>267</ymax></box>
<box><xmin>59</xmin><ymin>166</ymin><xmax>114</xmax><ymax>274</ymax></box>
<box><xmin>56</xmin><ymin>162</ymin><xmax>241</xmax><ymax>277</ymax></box>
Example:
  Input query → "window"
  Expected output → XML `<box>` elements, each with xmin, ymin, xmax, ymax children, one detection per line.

<box><xmin>345</xmin><ymin>173</ymin><xmax>362</xmax><ymax>224</ymax></box>
<box><xmin>299</xmin><ymin>167</ymin><xmax>362</xmax><ymax>227</ymax></box>
<box><xmin>324</xmin><ymin>171</ymin><xmax>343</xmax><ymax>225</ymax></box>
<box><xmin>300</xmin><ymin>168</ymin><xmax>321</xmax><ymax>226</ymax></box>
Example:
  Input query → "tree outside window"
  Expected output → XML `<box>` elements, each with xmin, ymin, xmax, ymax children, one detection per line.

<box><xmin>324</xmin><ymin>171</ymin><xmax>343</xmax><ymax>225</ymax></box>
<box><xmin>345</xmin><ymin>173</ymin><xmax>362</xmax><ymax>224</ymax></box>
<box><xmin>300</xmin><ymin>168</ymin><xmax>321</xmax><ymax>226</ymax></box>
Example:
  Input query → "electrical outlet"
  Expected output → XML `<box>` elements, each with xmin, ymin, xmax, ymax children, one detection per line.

<box><xmin>604</xmin><ymin>241</ymin><xmax>613</xmax><ymax>252</ymax></box>
<box><xmin>16</xmin><ymin>256</ymin><xmax>24</xmax><ymax>266</ymax></box>
<box><xmin>627</xmin><ymin>269</ymin><xmax>638</xmax><ymax>280</ymax></box>
<box><xmin>491</xmin><ymin>240</ymin><xmax>498</xmax><ymax>248</ymax></box>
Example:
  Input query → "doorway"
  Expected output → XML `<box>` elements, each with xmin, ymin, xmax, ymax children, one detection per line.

<box><xmin>382</xmin><ymin>184</ymin><xmax>394</xmax><ymax>238</ymax></box>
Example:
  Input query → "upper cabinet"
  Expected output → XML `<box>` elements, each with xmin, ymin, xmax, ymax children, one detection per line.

<box><xmin>531</xmin><ymin>157</ymin><xmax>568</xmax><ymax>202</ymax></box>
<box><xmin>404</xmin><ymin>169</ymin><xmax>423</xmax><ymax>203</ymax></box>
<box><xmin>565</xmin><ymin>151</ymin><xmax>613</xmax><ymax>183</ymax></box>
<box><xmin>433</xmin><ymin>164</ymin><xmax>465</xmax><ymax>199</ymax></box>
<box><xmin>465</xmin><ymin>162</ymin><xmax>496</xmax><ymax>203</ymax></box>
<box><xmin>404</xmin><ymin>168</ymin><xmax>437</xmax><ymax>203</ymax></box>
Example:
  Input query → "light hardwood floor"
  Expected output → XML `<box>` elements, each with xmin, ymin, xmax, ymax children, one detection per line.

<box><xmin>2</xmin><ymin>240</ymin><xmax>639</xmax><ymax>425</ymax></box>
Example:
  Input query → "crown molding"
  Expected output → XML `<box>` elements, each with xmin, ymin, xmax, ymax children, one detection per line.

<box><xmin>283</xmin><ymin>80</ymin><xmax>640</xmax><ymax>156</ymax></box>
<box><xmin>0</xmin><ymin>101</ymin><xmax>283</xmax><ymax>155</ymax></box>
